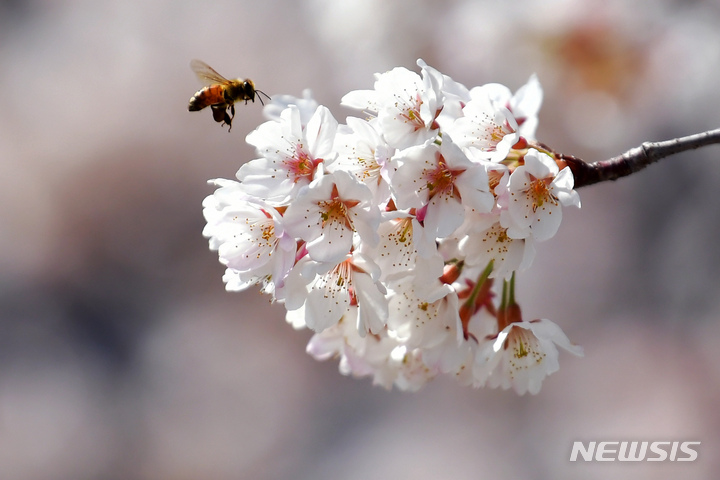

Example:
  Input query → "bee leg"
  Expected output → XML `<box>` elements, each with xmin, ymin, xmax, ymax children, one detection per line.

<box><xmin>224</xmin><ymin>104</ymin><xmax>235</xmax><ymax>132</ymax></box>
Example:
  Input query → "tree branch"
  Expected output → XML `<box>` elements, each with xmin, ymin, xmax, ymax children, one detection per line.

<box><xmin>559</xmin><ymin>128</ymin><xmax>720</xmax><ymax>188</ymax></box>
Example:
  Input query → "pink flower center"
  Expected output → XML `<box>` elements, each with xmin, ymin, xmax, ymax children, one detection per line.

<box><xmin>287</xmin><ymin>144</ymin><xmax>321</xmax><ymax>183</ymax></box>
<box><xmin>424</xmin><ymin>153</ymin><xmax>464</xmax><ymax>200</ymax></box>
<box><xmin>487</xmin><ymin>121</ymin><xmax>510</xmax><ymax>145</ymax></box>
<box><xmin>317</xmin><ymin>185</ymin><xmax>360</xmax><ymax>230</ymax></box>
<box><xmin>526</xmin><ymin>173</ymin><xmax>557</xmax><ymax>211</ymax></box>
<box><xmin>398</xmin><ymin>93</ymin><xmax>425</xmax><ymax>132</ymax></box>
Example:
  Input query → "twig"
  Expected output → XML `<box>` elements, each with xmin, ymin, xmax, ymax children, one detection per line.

<box><xmin>560</xmin><ymin>128</ymin><xmax>720</xmax><ymax>188</ymax></box>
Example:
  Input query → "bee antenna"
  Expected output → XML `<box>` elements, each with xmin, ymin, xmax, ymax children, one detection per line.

<box><xmin>255</xmin><ymin>89</ymin><xmax>271</xmax><ymax>106</ymax></box>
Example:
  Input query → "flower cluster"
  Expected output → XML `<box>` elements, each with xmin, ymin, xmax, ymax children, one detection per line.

<box><xmin>203</xmin><ymin>60</ymin><xmax>583</xmax><ymax>394</ymax></box>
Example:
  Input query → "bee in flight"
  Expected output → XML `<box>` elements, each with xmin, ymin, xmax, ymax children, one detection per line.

<box><xmin>188</xmin><ymin>59</ymin><xmax>270</xmax><ymax>132</ymax></box>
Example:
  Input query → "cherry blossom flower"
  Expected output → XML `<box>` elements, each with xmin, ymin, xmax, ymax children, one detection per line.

<box><xmin>416</xmin><ymin>59</ymin><xmax>471</xmax><ymax>129</ymax></box>
<box><xmin>502</xmin><ymin>148</ymin><xmax>581</xmax><ymax>241</ymax></box>
<box><xmin>261</xmin><ymin>89</ymin><xmax>319</xmax><ymax>125</ymax></box>
<box><xmin>457</xmin><ymin>218</ymin><xmax>535</xmax><ymax>280</ymax></box>
<box><xmin>341</xmin><ymin>62</ymin><xmax>444</xmax><ymax>150</ymax></box>
<box><xmin>306</xmin><ymin>309</ymin><xmax>438</xmax><ymax>391</ymax></box>
<box><xmin>237</xmin><ymin>105</ymin><xmax>338</xmax><ymax>205</ymax></box>
<box><xmin>392</xmin><ymin>136</ymin><xmax>495</xmax><ymax>242</ymax></box>
<box><xmin>450</xmin><ymin>92</ymin><xmax>519</xmax><ymax>162</ymax></box>
<box><xmin>474</xmin><ymin>318</ymin><xmax>584</xmax><ymax>395</ymax></box>
<box><xmin>284</xmin><ymin>251</ymin><xmax>388</xmax><ymax>335</ymax></box>
<box><xmin>387</xmin><ymin>275</ymin><xmax>461</xmax><ymax>349</ymax></box>
<box><xmin>202</xmin><ymin>58</ymin><xmax>584</xmax><ymax>394</ymax></box>
<box><xmin>202</xmin><ymin>179</ymin><xmax>296</xmax><ymax>297</ymax></box>
<box><xmin>360</xmin><ymin>213</ymin><xmax>417</xmax><ymax>282</ymax></box>
<box><xmin>385</xmin><ymin>275</ymin><xmax>473</xmax><ymax>377</ymax></box>
<box><xmin>471</xmin><ymin>74</ymin><xmax>543</xmax><ymax>141</ymax></box>
<box><xmin>283</xmin><ymin>169</ymin><xmax>380</xmax><ymax>264</ymax></box>
<box><xmin>328</xmin><ymin>116</ymin><xmax>395</xmax><ymax>204</ymax></box>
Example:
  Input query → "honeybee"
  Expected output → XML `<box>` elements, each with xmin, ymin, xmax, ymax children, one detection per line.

<box><xmin>188</xmin><ymin>59</ymin><xmax>269</xmax><ymax>132</ymax></box>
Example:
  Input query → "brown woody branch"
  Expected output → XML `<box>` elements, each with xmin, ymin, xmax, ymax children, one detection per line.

<box><xmin>558</xmin><ymin>128</ymin><xmax>720</xmax><ymax>189</ymax></box>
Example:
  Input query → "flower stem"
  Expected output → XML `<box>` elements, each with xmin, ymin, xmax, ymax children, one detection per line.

<box><xmin>560</xmin><ymin>127</ymin><xmax>720</xmax><ymax>188</ymax></box>
<box><xmin>466</xmin><ymin>260</ymin><xmax>494</xmax><ymax>308</ymax></box>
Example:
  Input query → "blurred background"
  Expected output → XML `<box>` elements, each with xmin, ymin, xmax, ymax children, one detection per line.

<box><xmin>1</xmin><ymin>0</ymin><xmax>720</xmax><ymax>478</ymax></box>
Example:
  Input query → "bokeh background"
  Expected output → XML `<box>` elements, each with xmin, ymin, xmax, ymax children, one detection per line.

<box><xmin>2</xmin><ymin>0</ymin><xmax>720</xmax><ymax>478</ymax></box>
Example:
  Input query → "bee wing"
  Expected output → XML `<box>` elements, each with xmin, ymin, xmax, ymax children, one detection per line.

<box><xmin>190</xmin><ymin>59</ymin><xmax>231</xmax><ymax>86</ymax></box>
